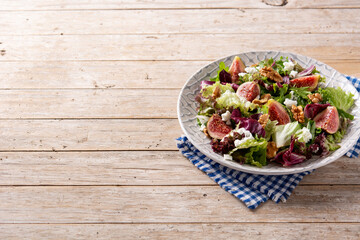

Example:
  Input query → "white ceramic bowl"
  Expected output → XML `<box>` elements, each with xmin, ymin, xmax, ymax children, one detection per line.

<box><xmin>177</xmin><ymin>51</ymin><xmax>360</xmax><ymax>175</ymax></box>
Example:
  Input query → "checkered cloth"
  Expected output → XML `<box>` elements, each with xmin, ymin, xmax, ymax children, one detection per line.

<box><xmin>177</xmin><ymin>76</ymin><xmax>360</xmax><ymax>209</ymax></box>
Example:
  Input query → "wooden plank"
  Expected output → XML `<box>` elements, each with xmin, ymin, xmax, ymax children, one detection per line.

<box><xmin>0</xmin><ymin>34</ymin><xmax>358</xmax><ymax>61</ymax></box>
<box><xmin>0</xmin><ymin>0</ymin><xmax>358</xmax><ymax>10</ymax></box>
<box><xmin>0</xmin><ymin>89</ymin><xmax>179</xmax><ymax>118</ymax></box>
<box><xmin>0</xmin><ymin>119</ymin><xmax>181</xmax><ymax>151</ymax></box>
<box><xmin>0</xmin><ymin>152</ymin><xmax>358</xmax><ymax>186</ymax></box>
<box><xmin>0</xmin><ymin>185</ymin><xmax>359</xmax><ymax>223</ymax></box>
<box><xmin>0</xmin><ymin>9</ymin><xmax>358</xmax><ymax>35</ymax></box>
<box><xmin>0</xmin><ymin>60</ymin><xmax>358</xmax><ymax>89</ymax></box>
<box><xmin>0</xmin><ymin>223</ymin><xmax>359</xmax><ymax>239</ymax></box>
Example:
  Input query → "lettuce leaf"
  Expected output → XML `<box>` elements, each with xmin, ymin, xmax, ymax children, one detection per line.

<box><xmin>264</xmin><ymin>119</ymin><xmax>278</xmax><ymax>141</ymax></box>
<box><xmin>272</xmin><ymin>122</ymin><xmax>301</xmax><ymax>148</ymax></box>
<box><xmin>229</xmin><ymin>138</ymin><xmax>267</xmax><ymax>167</ymax></box>
<box><xmin>320</xmin><ymin>87</ymin><xmax>354</xmax><ymax>112</ymax></box>
<box><xmin>201</xmin><ymin>82</ymin><xmax>234</xmax><ymax>98</ymax></box>
<box><xmin>216</xmin><ymin>90</ymin><xmax>257</xmax><ymax>114</ymax></box>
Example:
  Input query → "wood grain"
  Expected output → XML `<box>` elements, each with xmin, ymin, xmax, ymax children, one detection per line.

<box><xmin>0</xmin><ymin>9</ymin><xmax>358</xmax><ymax>35</ymax></box>
<box><xmin>0</xmin><ymin>185</ymin><xmax>358</xmax><ymax>223</ymax></box>
<box><xmin>0</xmin><ymin>152</ymin><xmax>358</xmax><ymax>186</ymax></box>
<box><xmin>1</xmin><ymin>60</ymin><xmax>359</xmax><ymax>89</ymax></box>
<box><xmin>0</xmin><ymin>89</ymin><xmax>179</xmax><ymax>118</ymax></box>
<box><xmin>0</xmin><ymin>119</ymin><xmax>181</xmax><ymax>151</ymax></box>
<box><xmin>0</xmin><ymin>34</ymin><xmax>358</xmax><ymax>61</ymax></box>
<box><xmin>0</xmin><ymin>223</ymin><xmax>359</xmax><ymax>240</ymax></box>
<box><xmin>0</xmin><ymin>0</ymin><xmax>358</xmax><ymax>10</ymax></box>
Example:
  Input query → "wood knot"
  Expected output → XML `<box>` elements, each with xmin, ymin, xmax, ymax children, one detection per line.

<box><xmin>262</xmin><ymin>0</ymin><xmax>288</xmax><ymax>6</ymax></box>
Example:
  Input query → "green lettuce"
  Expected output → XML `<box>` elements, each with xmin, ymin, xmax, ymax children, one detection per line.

<box><xmin>264</xmin><ymin>119</ymin><xmax>278</xmax><ymax>141</ymax></box>
<box><xmin>272</xmin><ymin>122</ymin><xmax>301</xmax><ymax>148</ymax></box>
<box><xmin>229</xmin><ymin>138</ymin><xmax>267</xmax><ymax>167</ymax></box>
<box><xmin>215</xmin><ymin>90</ymin><xmax>257</xmax><ymax>114</ymax></box>
<box><xmin>320</xmin><ymin>87</ymin><xmax>354</xmax><ymax>112</ymax></box>
<box><xmin>201</xmin><ymin>82</ymin><xmax>234</xmax><ymax>98</ymax></box>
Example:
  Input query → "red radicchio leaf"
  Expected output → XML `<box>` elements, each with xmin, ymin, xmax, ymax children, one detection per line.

<box><xmin>282</xmin><ymin>75</ymin><xmax>290</xmax><ymax>84</ymax></box>
<box><xmin>274</xmin><ymin>136</ymin><xmax>307</xmax><ymax>166</ymax></box>
<box><xmin>297</xmin><ymin>65</ymin><xmax>315</xmax><ymax>77</ymax></box>
<box><xmin>230</xmin><ymin>109</ymin><xmax>242</xmax><ymax>124</ymax></box>
<box><xmin>238</xmin><ymin>118</ymin><xmax>266</xmax><ymax>138</ymax></box>
<box><xmin>304</xmin><ymin>103</ymin><xmax>331</xmax><ymax>119</ymax></box>
<box><xmin>219</xmin><ymin>69</ymin><xmax>232</xmax><ymax>83</ymax></box>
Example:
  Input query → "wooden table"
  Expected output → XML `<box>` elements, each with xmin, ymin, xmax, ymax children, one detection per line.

<box><xmin>0</xmin><ymin>0</ymin><xmax>359</xmax><ymax>239</ymax></box>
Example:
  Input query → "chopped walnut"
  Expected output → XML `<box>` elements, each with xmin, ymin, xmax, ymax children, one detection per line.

<box><xmin>203</xmin><ymin>127</ymin><xmax>210</xmax><ymax>138</ymax></box>
<box><xmin>291</xmin><ymin>105</ymin><xmax>305</xmax><ymax>123</ymax></box>
<box><xmin>307</xmin><ymin>93</ymin><xmax>322</xmax><ymax>103</ymax></box>
<box><xmin>258</xmin><ymin>114</ymin><xmax>269</xmax><ymax>129</ymax></box>
<box><xmin>212</xmin><ymin>85</ymin><xmax>221</xmax><ymax>99</ymax></box>
<box><xmin>252</xmin><ymin>93</ymin><xmax>271</xmax><ymax>105</ymax></box>
<box><xmin>267</xmin><ymin>142</ymin><xmax>278</xmax><ymax>159</ymax></box>
<box><xmin>259</xmin><ymin>66</ymin><xmax>283</xmax><ymax>83</ymax></box>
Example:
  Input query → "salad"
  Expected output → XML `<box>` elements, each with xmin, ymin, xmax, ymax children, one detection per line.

<box><xmin>195</xmin><ymin>56</ymin><xmax>355</xmax><ymax>167</ymax></box>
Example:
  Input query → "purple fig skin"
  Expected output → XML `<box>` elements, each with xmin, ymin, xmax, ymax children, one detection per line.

<box><xmin>313</xmin><ymin>106</ymin><xmax>340</xmax><ymax>134</ymax></box>
<box><xmin>206</xmin><ymin>114</ymin><xmax>232</xmax><ymax>139</ymax></box>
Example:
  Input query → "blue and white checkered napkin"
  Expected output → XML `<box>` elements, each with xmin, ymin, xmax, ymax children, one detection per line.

<box><xmin>177</xmin><ymin>76</ymin><xmax>360</xmax><ymax>209</ymax></box>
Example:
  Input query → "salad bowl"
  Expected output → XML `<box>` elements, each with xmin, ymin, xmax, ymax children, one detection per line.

<box><xmin>177</xmin><ymin>51</ymin><xmax>360</xmax><ymax>175</ymax></box>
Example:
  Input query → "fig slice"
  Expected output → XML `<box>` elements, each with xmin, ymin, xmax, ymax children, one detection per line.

<box><xmin>236</xmin><ymin>82</ymin><xmax>260</xmax><ymax>102</ymax></box>
<box><xmin>228</xmin><ymin>56</ymin><xmax>246</xmax><ymax>83</ymax></box>
<box><xmin>206</xmin><ymin>114</ymin><xmax>232</xmax><ymax>140</ymax></box>
<box><xmin>267</xmin><ymin>99</ymin><xmax>291</xmax><ymax>125</ymax></box>
<box><xmin>290</xmin><ymin>74</ymin><xmax>320</xmax><ymax>91</ymax></box>
<box><xmin>313</xmin><ymin>106</ymin><xmax>339</xmax><ymax>134</ymax></box>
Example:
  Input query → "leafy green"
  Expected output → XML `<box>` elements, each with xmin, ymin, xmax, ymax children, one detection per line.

<box><xmin>201</xmin><ymin>82</ymin><xmax>234</xmax><ymax>98</ymax></box>
<box><xmin>216</xmin><ymin>90</ymin><xmax>257</xmax><ymax>114</ymax></box>
<box><xmin>272</xmin><ymin>122</ymin><xmax>301</xmax><ymax>148</ymax></box>
<box><xmin>325</xmin><ymin>135</ymin><xmax>341</xmax><ymax>151</ymax></box>
<box><xmin>294</xmin><ymin>127</ymin><xmax>313</xmax><ymax>143</ymax></box>
<box><xmin>306</xmin><ymin>120</ymin><xmax>316</xmax><ymax>143</ymax></box>
<box><xmin>210</xmin><ymin>62</ymin><xmax>229</xmax><ymax>82</ymax></box>
<box><xmin>319</xmin><ymin>87</ymin><xmax>354</xmax><ymax>112</ymax></box>
<box><xmin>337</xmin><ymin>108</ymin><xmax>354</xmax><ymax>120</ymax></box>
<box><xmin>264</xmin><ymin>119</ymin><xmax>278</xmax><ymax>141</ymax></box>
<box><xmin>273</xmin><ymin>84</ymin><xmax>289</xmax><ymax>104</ymax></box>
<box><xmin>230</xmin><ymin>138</ymin><xmax>267</xmax><ymax>167</ymax></box>
<box><xmin>289</xmin><ymin>87</ymin><xmax>312</xmax><ymax>107</ymax></box>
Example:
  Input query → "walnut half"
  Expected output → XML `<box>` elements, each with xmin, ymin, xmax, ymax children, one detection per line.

<box><xmin>252</xmin><ymin>93</ymin><xmax>271</xmax><ymax>105</ymax></box>
<box><xmin>307</xmin><ymin>93</ymin><xmax>322</xmax><ymax>103</ymax></box>
<box><xmin>291</xmin><ymin>105</ymin><xmax>305</xmax><ymax>123</ymax></box>
<box><xmin>266</xmin><ymin>142</ymin><xmax>278</xmax><ymax>159</ymax></box>
<box><xmin>259</xmin><ymin>66</ymin><xmax>283</xmax><ymax>83</ymax></box>
<box><xmin>258</xmin><ymin>114</ymin><xmax>269</xmax><ymax>129</ymax></box>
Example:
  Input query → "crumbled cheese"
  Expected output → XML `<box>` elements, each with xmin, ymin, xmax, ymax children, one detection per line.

<box><xmin>199</xmin><ymin>124</ymin><xmax>206</xmax><ymax>131</ymax></box>
<box><xmin>234</xmin><ymin>128</ymin><xmax>254</xmax><ymax>147</ymax></box>
<box><xmin>300</xmin><ymin>127</ymin><xmax>312</xmax><ymax>143</ymax></box>
<box><xmin>221</xmin><ymin>110</ymin><xmax>232</xmax><ymax>125</ymax></box>
<box><xmin>223</xmin><ymin>154</ymin><xmax>233</xmax><ymax>161</ymax></box>
<box><xmin>284</xmin><ymin>98</ymin><xmax>298</xmax><ymax>108</ymax></box>
<box><xmin>197</xmin><ymin>115</ymin><xmax>209</xmax><ymax>125</ymax></box>
<box><xmin>283</xmin><ymin>61</ymin><xmax>295</xmax><ymax>72</ymax></box>
<box><xmin>238</xmin><ymin>72</ymin><xmax>247</xmax><ymax>77</ymax></box>
<box><xmin>245</xmin><ymin>67</ymin><xmax>258</xmax><ymax>74</ymax></box>
<box><xmin>289</xmin><ymin>70</ymin><xmax>298</xmax><ymax>79</ymax></box>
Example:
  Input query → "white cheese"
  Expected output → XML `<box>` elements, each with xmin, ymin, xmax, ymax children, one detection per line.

<box><xmin>289</xmin><ymin>70</ymin><xmax>298</xmax><ymax>79</ymax></box>
<box><xmin>199</xmin><ymin>124</ymin><xmax>206</xmax><ymax>131</ymax></box>
<box><xmin>283</xmin><ymin>61</ymin><xmax>295</xmax><ymax>72</ymax></box>
<box><xmin>221</xmin><ymin>110</ymin><xmax>232</xmax><ymax>125</ymax></box>
<box><xmin>300</xmin><ymin>127</ymin><xmax>313</xmax><ymax>143</ymax></box>
<box><xmin>245</xmin><ymin>67</ymin><xmax>258</xmax><ymax>74</ymax></box>
<box><xmin>284</xmin><ymin>98</ymin><xmax>298</xmax><ymax>108</ymax></box>
<box><xmin>234</xmin><ymin>128</ymin><xmax>254</xmax><ymax>147</ymax></box>
<box><xmin>238</xmin><ymin>72</ymin><xmax>247</xmax><ymax>77</ymax></box>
